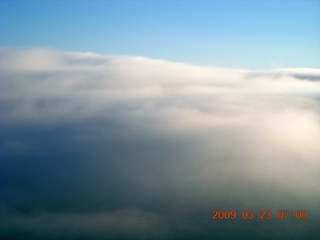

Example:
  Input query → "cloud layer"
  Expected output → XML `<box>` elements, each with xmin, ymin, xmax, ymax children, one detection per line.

<box><xmin>1</xmin><ymin>48</ymin><xmax>320</xmax><ymax>239</ymax></box>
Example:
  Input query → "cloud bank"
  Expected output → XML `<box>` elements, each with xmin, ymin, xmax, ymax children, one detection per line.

<box><xmin>1</xmin><ymin>48</ymin><xmax>320</xmax><ymax>239</ymax></box>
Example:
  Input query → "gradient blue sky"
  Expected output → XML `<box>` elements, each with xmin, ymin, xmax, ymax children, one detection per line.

<box><xmin>1</xmin><ymin>0</ymin><xmax>319</xmax><ymax>68</ymax></box>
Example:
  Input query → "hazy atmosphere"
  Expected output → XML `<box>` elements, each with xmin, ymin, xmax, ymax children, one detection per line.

<box><xmin>0</xmin><ymin>1</ymin><xmax>319</xmax><ymax>239</ymax></box>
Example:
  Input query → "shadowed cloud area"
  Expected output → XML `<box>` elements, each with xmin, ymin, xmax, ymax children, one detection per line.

<box><xmin>1</xmin><ymin>48</ymin><xmax>320</xmax><ymax>239</ymax></box>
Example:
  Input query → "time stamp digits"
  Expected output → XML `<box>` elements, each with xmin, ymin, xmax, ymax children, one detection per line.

<box><xmin>212</xmin><ymin>210</ymin><xmax>308</xmax><ymax>220</ymax></box>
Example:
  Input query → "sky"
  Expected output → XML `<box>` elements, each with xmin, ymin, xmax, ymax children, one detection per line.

<box><xmin>0</xmin><ymin>0</ymin><xmax>319</xmax><ymax>68</ymax></box>
<box><xmin>0</xmin><ymin>1</ymin><xmax>320</xmax><ymax>240</ymax></box>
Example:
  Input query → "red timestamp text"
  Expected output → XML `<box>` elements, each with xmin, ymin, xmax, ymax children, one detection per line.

<box><xmin>212</xmin><ymin>209</ymin><xmax>308</xmax><ymax>220</ymax></box>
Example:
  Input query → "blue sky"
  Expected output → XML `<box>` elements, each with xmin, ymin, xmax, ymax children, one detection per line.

<box><xmin>1</xmin><ymin>0</ymin><xmax>319</xmax><ymax>68</ymax></box>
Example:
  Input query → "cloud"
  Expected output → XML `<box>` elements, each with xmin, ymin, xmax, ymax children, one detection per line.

<box><xmin>1</xmin><ymin>48</ymin><xmax>320</xmax><ymax>239</ymax></box>
<box><xmin>246</xmin><ymin>68</ymin><xmax>320</xmax><ymax>82</ymax></box>
<box><xmin>1</xmin><ymin>209</ymin><xmax>168</xmax><ymax>239</ymax></box>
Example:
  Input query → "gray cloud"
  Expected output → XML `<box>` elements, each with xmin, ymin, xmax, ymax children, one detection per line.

<box><xmin>1</xmin><ymin>48</ymin><xmax>320</xmax><ymax>239</ymax></box>
<box><xmin>1</xmin><ymin>209</ymin><xmax>168</xmax><ymax>239</ymax></box>
<box><xmin>246</xmin><ymin>68</ymin><xmax>320</xmax><ymax>82</ymax></box>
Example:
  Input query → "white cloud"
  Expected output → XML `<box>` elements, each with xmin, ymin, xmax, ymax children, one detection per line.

<box><xmin>1</xmin><ymin>47</ymin><xmax>320</xmax><ymax>239</ymax></box>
